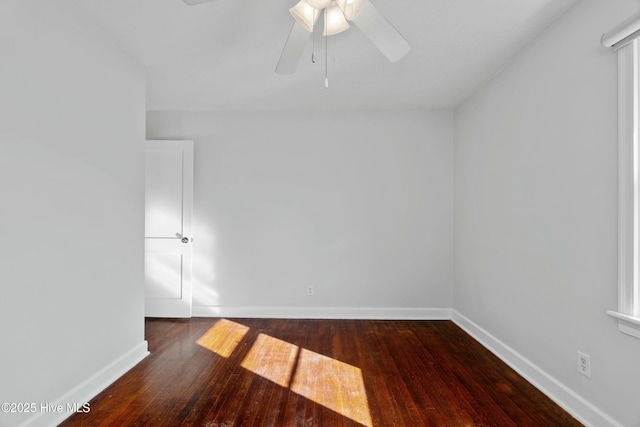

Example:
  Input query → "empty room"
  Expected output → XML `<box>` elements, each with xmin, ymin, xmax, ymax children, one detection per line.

<box><xmin>2</xmin><ymin>0</ymin><xmax>640</xmax><ymax>426</ymax></box>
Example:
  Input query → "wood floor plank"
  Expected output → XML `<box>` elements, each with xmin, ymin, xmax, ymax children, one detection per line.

<box><xmin>60</xmin><ymin>318</ymin><xmax>583</xmax><ymax>427</ymax></box>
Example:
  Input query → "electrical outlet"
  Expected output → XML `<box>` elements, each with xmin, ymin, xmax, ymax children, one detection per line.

<box><xmin>307</xmin><ymin>286</ymin><xmax>314</xmax><ymax>296</ymax></box>
<box><xmin>577</xmin><ymin>351</ymin><xmax>591</xmax><ymax>379</ymax></box>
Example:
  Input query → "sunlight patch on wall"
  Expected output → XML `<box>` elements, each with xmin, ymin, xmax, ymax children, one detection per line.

<box><xmin>144</xmin><ymin>253</ymin><xmax>183</xmax><ymax>299</ymax></box>
<box><xmin>191</xmin><ymin>222</ymin><xmax>219</xmax><ymax>306</ymax></box>
<box><xmin>240</xmin><ymin>333</ymin><xmax>299</xmax><ymax>388</ymax></box>
<box><xmin>196</xmin><ymin>318</ymin><xmax>249</xmax><ymax>358</ymax></box>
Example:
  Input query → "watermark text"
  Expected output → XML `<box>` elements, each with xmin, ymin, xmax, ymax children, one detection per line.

<box><xmin>1</xmin><ymin>402</ymin><xmax>90</xmax><ymax>414</ymax></box>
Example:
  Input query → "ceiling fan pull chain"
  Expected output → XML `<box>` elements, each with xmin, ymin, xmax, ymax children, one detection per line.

<box><xmin>312</xmin><ymin>9</ymin><xmax>316</xmax><ymax>63</ymax></box>
<box><xmin>324</xmin><ymin>8</ymin><xmax>329</xmax><ymax>88</ymax></box>
<box><xmin>333</xmin><ymin>37</ymin><xmax>337</xmax><ymax>67</ymax></box>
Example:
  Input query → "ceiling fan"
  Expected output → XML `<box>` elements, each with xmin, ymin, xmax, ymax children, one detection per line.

<box><xmin>182</xmin><ymin>0</ymin><xmax>410</xmax><ymax>75</ymax></box>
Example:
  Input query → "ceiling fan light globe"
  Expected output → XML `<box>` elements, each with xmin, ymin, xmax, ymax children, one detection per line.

<box><xmin>324</xmin><ymin>2</ymin><xmax>350</xmax><ymax>35</ymax></box>
<box><xmin>289</xmin><ymin>0</ymin><xmax>320</xmax><ymax>33</ymax></box>
<box><xmin>305</xmin><ymin>0</ymin><xmax>332</xmax><ymax>9</ymax></box>
<box><xmin>335</xmin><ymin>0</ymin><xmax>366</xmax><ymax>20</ymax></box>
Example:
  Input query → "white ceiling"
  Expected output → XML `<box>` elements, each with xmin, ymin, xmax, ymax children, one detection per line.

<box><xmin>72</xmin><ymin>0</ymin><xmax>579</xmax><ymax>111</ymax></box>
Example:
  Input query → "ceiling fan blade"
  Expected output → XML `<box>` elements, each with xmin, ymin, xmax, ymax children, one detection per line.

<box><xmin>276</xmin><ymin>21</ymin><xmax>311</xmax><ymax>75</ymax></box>
<box><xmin>353</xmin><ymin>1</ymin><xmax>410</xmax><ymax>63</ymax></box>
<box><xmin>183</xmin><ymin>0</ymin><xmax>219</xmax><ymax>5</ymax></box>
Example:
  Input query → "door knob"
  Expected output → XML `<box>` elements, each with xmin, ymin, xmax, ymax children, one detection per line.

<box><xmin>181</xmin><ymin>237</ymin><xmax>190</xmax><ymax>244</ymax></box>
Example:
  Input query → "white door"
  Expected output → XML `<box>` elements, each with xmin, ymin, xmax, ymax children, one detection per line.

<box><xmin>145</xmin><ymin>140</ymin><xmax>194</xmax><ymax>318</ymax></box>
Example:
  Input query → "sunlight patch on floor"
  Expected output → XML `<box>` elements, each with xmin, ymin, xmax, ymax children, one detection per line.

<box><xmin>291</xmin><ymin>348</ymin><xmax>373</xmax><ymax>427</ymax></box>
<box><xmin>196</xmin><ymin>319</ymin><xmax>373</xmax><ymax>426</ymax></box>
<box><xmin>240</xmin><ymin>339</ymin><xmax>373</xmax><ymax>427</ymax></box>
<box><xmin>240</xmin><ymin>333</ymin><xmax>299</xmax><ymax>388</ymax></box>
<box><xmin>196</xmin><ymin>318</ymin><xmax>249</xmax><ymax>358</ymax></box>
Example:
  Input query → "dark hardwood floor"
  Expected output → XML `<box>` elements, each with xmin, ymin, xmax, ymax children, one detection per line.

<box><xmin>60</xmin><ymin>318</ymin><xmax>582</xmax><ymax>426</ymax></box>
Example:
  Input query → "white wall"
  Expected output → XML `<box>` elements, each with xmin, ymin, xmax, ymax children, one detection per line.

<box><xmin>0</xmin><ymin>1</ymin><xmax>147</xmax><ymax>426</ymax></box>
<box><xmin>147</xmin><ymin>110</ymin><xmax>453</xmax><ymax>318</ymax></box>
<box><xmin>454</xmin><ymin>0</ymin><xmax>640</xmax><ymax>426</ymax></box>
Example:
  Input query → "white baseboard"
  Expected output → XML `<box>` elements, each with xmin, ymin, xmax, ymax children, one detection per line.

<box><xmin>192</xmin><ymin>305</ymin><xmax>452</xmax><ymax>320</ymax></box>
<box><xmin>451</xmin><ymin>311</ymin><xmax>623</xmax><ymax>427</ymax></box>
<box><xmin>18</xmin><ymin>341</ymin><xmax>149</xmax><ymax>427</ymax></box>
